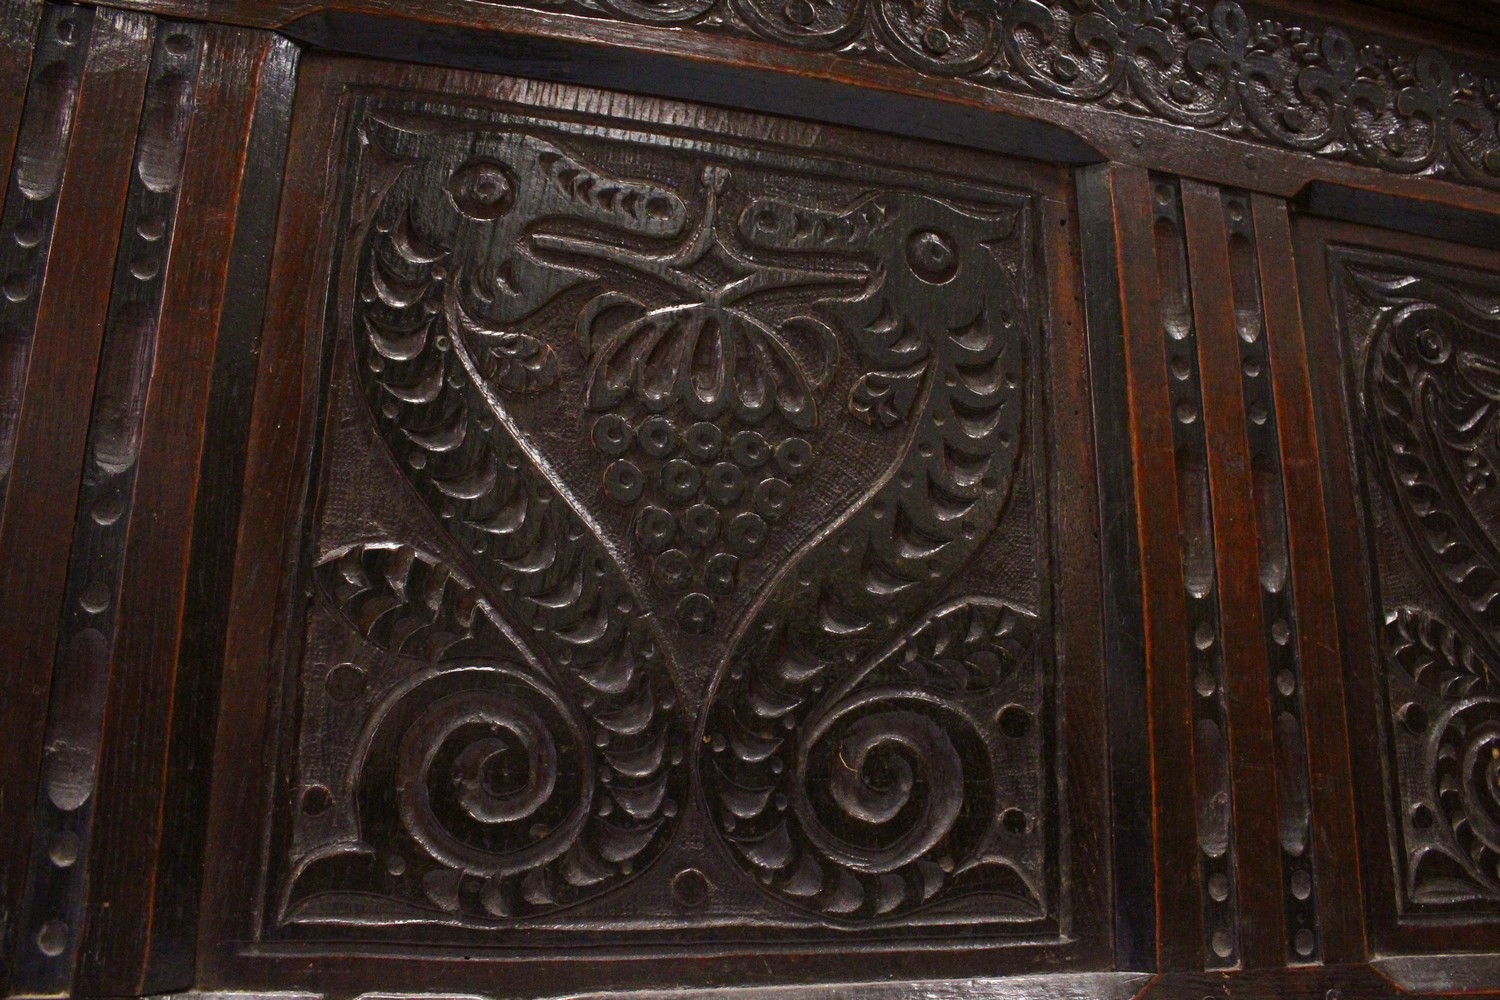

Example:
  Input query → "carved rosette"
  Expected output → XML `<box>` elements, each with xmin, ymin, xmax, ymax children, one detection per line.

<box><xmin>1339</xmin><ymin>253</ymin><xmax>1500</xmax><ymax>912</ymax></box>
<box><xmin>280</xmin><ymin>101</ymin><xmax>1050</xmax><ymax>935</ymax></box>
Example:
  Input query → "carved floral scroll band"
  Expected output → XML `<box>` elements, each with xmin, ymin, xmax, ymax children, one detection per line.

<box><xmin>519</xmin><ymin>0</ymin><xmax>1500</xmax><ymax>190</ymax></box>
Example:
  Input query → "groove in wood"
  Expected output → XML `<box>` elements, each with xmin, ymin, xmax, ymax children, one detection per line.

<box><xmin>6</xmin><ymin>18</ymin><xmax>202</xmax><ymax>993</ymax></box>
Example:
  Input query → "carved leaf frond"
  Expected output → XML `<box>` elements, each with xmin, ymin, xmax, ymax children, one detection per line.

<box><xmin>1386</xmin><ymin>605</ymin><xmax>1498</xmax><ymax>699</ymax></box>
<box><xmin>317</xmin><ymin>542</ymin><xmax>491</xmax><ymax>660</ymax></box>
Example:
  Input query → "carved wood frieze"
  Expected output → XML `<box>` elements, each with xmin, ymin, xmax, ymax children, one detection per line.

<box><xmin>270</xmin><ymin>89</ymin><xmax>1063</xmax><ymax>949</ymax></box>
<box><xmin>1334</xmin><ymin>248</ymin><xmax>1500</xmax><ymax>917</ymax></box>
<box><xmin>461</xmin><ymin>0</ymin><xmax>1500</xmax><ymax>192</ymax></box>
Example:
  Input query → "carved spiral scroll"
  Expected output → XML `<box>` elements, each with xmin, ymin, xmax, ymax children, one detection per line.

<box><xmin>363</xmin><ymin>666</ymin><xmax>590</xmax><ymax>900</ymax></box>
<box><xmin>592</xmin><ymin>0</ymin><xmax>718</xmax><ymax>25</ymax></box>
<box><xmin>872</xmin><ymin>0</ymin><xmax>1000</xmax><ymax>75</ymax></box>
<box><xmin>729</xmin><ymin>0</ymin><xmax>864</xmax><ymax>47</ymax></box>
<box><xmin>699</xmin><ymin>179</ymin><xmax>1037</xmax><ymax>921</ymax></box>
<box><xmin>1430</xmin><ymin>698</ymin><xmax>1500</xmax><ymax>883</ymax></box>
<box><xmin>283</xmin><ymin>129</ymin><xmax>701</xmax><ymax>924</ymax></box>
<box><xmin>798</xmin><ymin>696</ymin><xmax>978</xmax><ymax>877</ymax></box>
<box><xmin>289</xmin><ymin>109</ymin><xmax>1051</xmax><ymax>930</ymax></box>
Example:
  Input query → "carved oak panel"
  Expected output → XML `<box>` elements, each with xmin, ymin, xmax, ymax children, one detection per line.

<box><xmin>1331</xmin><ymin>247</ymin><xmax>1500</xmax><ymax>921</ymax></box>
<box><xmin>245</xmin><ymin>74</ymin><xmax>1089</xmax><ymax>969</ymax></box>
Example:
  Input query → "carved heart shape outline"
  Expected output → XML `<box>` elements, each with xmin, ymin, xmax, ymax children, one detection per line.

<box><xmin>291</xmin><ymin>113</ymin><xmax>1046</xmax><ymax>926</ymax></box>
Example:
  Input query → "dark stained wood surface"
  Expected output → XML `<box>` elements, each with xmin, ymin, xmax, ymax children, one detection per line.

<box><xmin>1075</xmin><ymin>164</ymin><xmax>1154</xmax><ymax>973</ymax></box>
<box><xmin>1104</xmin><ymin>163</ymin><xmax>1202</xmax><ymax>972</ymax></box>
<box><xmin>1181</xmin><ymin>178</ymin><xmax>1284</xmax><ymax>969</ymax></box>
<box><xmin>72</xmin><ymin>25</ymin><xmax>286</xmax><ymax>997</ymax></box>
<box><xmin>0</xmin><ymin>6</ymin><xmax>154</xmax><ymax>982</ymax></box>
<box><xmin>196</xmin><ymin>43</ymin><xmax>347</xmax><ymax>995</ymax></box>
<box><xmin>1295</xmin><ymin>218</ymin><xmax>1500</xmax><ymax>964</ymax></box>
<box><xmin>8</xmin><ymin>16</ymin><xmax>207</xmax><ymax>995</ymax></box>
<box><xmin>191</xmin><ymin>51</ymin><xmax>1113</xmax><ymax>994</ymax></box>
<box><xmin>139</xmin><ymin>31</ymin><xmax>301</xmax><ymax>995</ymax></box>
<box><xmin>1252</xmin><ymin>194</ymin><xmax>1364</xmax><ymax>966</ymax></box>
<box><xmin>2</xmin><ymin>0</ymin><xmax>1500</xmax><ymax>996</ymax></box>
<box><xmin>1350</xmin><ymin>0</ymin><xmax>1500</xmax><ymax>41</ymax></box>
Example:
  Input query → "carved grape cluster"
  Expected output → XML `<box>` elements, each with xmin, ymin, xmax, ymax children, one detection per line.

<box><xmin>591</xmin><ymin>409</ymin><xmax>812</xmax><ymax>632</ymax></box>
<box><xmin>286</xmin><ymin>113</ymin><xmax>1049</xmax><ymax>933</ymax></box>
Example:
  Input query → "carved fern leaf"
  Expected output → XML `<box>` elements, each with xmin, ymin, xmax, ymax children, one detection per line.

<box><xmin>317</xmin><ymin>543</ymin><xmax>491</xmax><ymax>660</ymax></box>
<box><xmin>1386</xmin><ymin>605</ymin><xmax>1498</xmax><ymax>699</ymax></box>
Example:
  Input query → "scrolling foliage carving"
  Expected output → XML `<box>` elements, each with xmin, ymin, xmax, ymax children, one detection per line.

<box><xmin>275</xmin><ymin>94</ymin><xmax>1055</xmax><ymax>942</ymax></box>
<box><xmin>495</xmin><ymin>0</ymin><xmax>1500</xmax><ymax>191</ymax></box>
<box><xmin>1336</xmin><ymin>249</ymin><xmax>1500</xmax><ymax>915</ymax></box>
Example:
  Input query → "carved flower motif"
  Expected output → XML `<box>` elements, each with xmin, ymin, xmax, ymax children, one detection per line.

<box><xmin>1182</xmin><ymin>3</ymin><xmax>1283</xmax><ymax>106</ymax></box>
<box><xmin>533</xmin><ymin>165</ymin><xmax>857</xmax><ymax>430</ymax></box>
<box><xmin>577</xmin><ymin>294</ymin><xmax>838</xmax><ymax>430</ymax></box>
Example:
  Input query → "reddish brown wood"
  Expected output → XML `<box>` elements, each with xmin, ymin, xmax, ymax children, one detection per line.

<box><xmin>1292</xmin><ymin>216</ymin><xmax>1392</xmax><ymax>958</ymax></box>
<box><xmin>1252</xmin><ymin>195</ymin><xmax>1364</xmax><ymax>964</ymax></box>
<box><xmin>1179</xmin><ymin>179</ymin><xmax>1285</xmax><ymax>968</ymax></box>
<box><xmin>197</xmin><ymin>52</ymin><xmax>347</xmax><ymax>981</ymax></box>
<box><xmin>1042</xmin><ymin>167</ymin><xmax>1115</xmax><ymax>977</ymax></box>
<box><xmin>3</xmin><ymin>19</ymin><xmax>213</xmax><ymax>995</ymax></box>
<box><xmin>1105</xmin><ymin>164</ymin><xmax>1200</xmax><ymax>971</ymax></box>
<box><xmin>73</xmin><ymin>24</ymin><xmax>277</xmax><ymax>996</ymax></box>
<box><xmin>0</xmin><ymin>7</ymin><xmax>152</xmax><ymax>977</ymax></box>
<box><xmin>0</xmin><ymin>2</ymin><xmax>44</xmax><ymax>202</ymax></box>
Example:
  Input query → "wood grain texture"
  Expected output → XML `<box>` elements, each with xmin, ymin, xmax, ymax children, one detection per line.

<box><xmin>191</xmin><ymin>54</ymin><xmax>1112</xmax><ymax>995</ymax></box>
<box><xmin>1105</xmin><ymin>164</ymin><xmax>1201</xmax><ymax>971</ymax></box>
<box><xmin>69</xmin><ymin>23</ymin><xmax>280</xmax><ymax>997</ymax></box>
<box><xmin>1180</xmin><ymin>179</ymin><xmax>1283</xmax><ymax>969</ymax></box>
<box><xmin>1043</xmin><ymin>156</ymin><xmax>1115</xmax><ymax>984</ymax></box>
<box><xmin>136</xmin><ymin>963</ymin><xmax>1500</xmax><ymax>999</ymax></box>
<box><xmin>6</xmin><ymin>18</ymin><xmax>204</xmax><ymax>995</ymax></box>
<box><xmin>140</xmin><ymin>31</ymin><xmax>300</xmax><ymax>996</ymax></box>
<box><xmin>1220</xmin><ymin>191</ymin><xmax>1323</xmax><ymax>966</ymax></box>
<box><xmin>197</xmin><ymin>50</ymin><xmax>347</xmax><ymax>987</ymax></box>
<box><xmin>1292</xmin><ymin>216</ymin><xmax>1404</xmax><ymax>965</ymax></box>
<box><xmin>1076</xmin><ymin>164</ymin><xmax>1154</xmax><ymax>972</ymax></box>
<box><xmin>1252</xmin><ymin>195</ymin><xmax>1363</xmax><ymax>965</ymax></box>
<box><xmin>0</xmin><ymin>7</ymin><xmax>153</xmax><ymax>986</ymax></box>
<box><xmin>47</xmin><ymin>0</ymin><xmax>1500</xmax><ymax>220</ymax></box>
